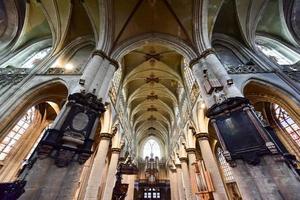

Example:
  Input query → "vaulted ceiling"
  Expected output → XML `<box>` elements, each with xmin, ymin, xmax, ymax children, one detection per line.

<box><xmin>111</xmin><ymin>0</ymin><xmax>194</xmax><ymax>50</ymax></box>
<box><xmin>122</xmin><ymin>44</ymin><xmax>183</xmax><ymax>144</ymax></box>
<box><xmin>1</xmin><ymin>0</ymin><xmax>300</xmax><ymax>157</ymax></box>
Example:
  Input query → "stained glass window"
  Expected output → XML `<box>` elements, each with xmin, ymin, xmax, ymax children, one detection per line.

<box><xmin>143</xmin><ymin>139</ymin><xmax>161</xmax><ymax>159</ymax></box>
<box><xmin>217</xmin><ymin>147</ymin><xmax>234</xmax><ymax>183</ymax></box>
<box><xmin>273</xmin><ymin>104</ymin><xmax>300</xmax><ymax>147</ymax></box>
<box><xmin>0</xmin><ymin>107</ymin><xmax>35</xmax><ymax>161</ymax></box>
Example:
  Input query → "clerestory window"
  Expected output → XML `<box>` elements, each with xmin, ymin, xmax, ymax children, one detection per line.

<box><xmin>256</xmin><ymin>37</ymin><xmax>300</xmax><ymax>65</ymax></box>
<box><xmin>21</xmin><ymin>47</ymin><xmax>52</xmax><ymax>68</ymax></box>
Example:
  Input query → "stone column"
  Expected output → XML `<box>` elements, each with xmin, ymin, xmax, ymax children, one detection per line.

<box><xmin>73</xmin><ymin>50</ymin><xmax>118</xmax><ymax>95</ymax></box>
<box><xmin>175</xmin><ymin>163</ymin><xmax>186</xmax><ymax>200</ymax></box>
<box><xmin>101</xmin><ymin>148</ymin><xmax>121</xmax><ymax>200</ymax></box>
<box><xmin>168</xmin><ymin>167</ymin><xmax>178</xmax><ymax>200</ymax></box>
<box><xmin>17</xmin><ymin>49</ymin><xmax>118</xmax><ymax>200</ymax></box>
<box><xmin>191</xmin><ymin>50</ymin><xmax>243</xmax><ymax>108</ymax></box>
<box><xmin>84</xmin><ymin>133</ymin><xmax>112</xmax><ymax>200</ymax></box>
<box><xmin>191</xmin><ymin>60</ymin><xmax>215</xmax><ymax>107</ymax></box>
<box><xmin>231</xmin><ymin>160</ymin><xmax>264</xmax><ymax>200</ymax></box>
<box><xmin>125</xmin><ymin>174</ymin><xmax>136</xmax><ymax>200</ymax></box>
<box><xmin>191</xmin><ymin>49</ymin><xmax>300</xmax><ymax>200</ymax></box>
<box><xmin>186</xmin><ymin>148</ymin><xmax>198</xmax><ymax>194</ymax></box>
<box><xmin>204</xmin><ymin>53</ymin><xmax>242</xmax><ymax>98</ymax></box>
<box><xmin>178</xmin><ymin>143</ymin><xmax>193</xmax><ymax>200</ymax></box>
<box><xmin>180</xmin><ymin>157</ymin><xmax>194</xmax><ymax>200</ymax></box>
<box><xmin>196</xmin><ymin>133</ymin><xmax>228</xmax><ymax>200</ymax></box>
<box><xmin>78</xmin><ymin>51</ymin><xmax>105</xmax><ymax>92</ymax></box>
<box><xmin>19</xmin><ymin>92</ymin><xmax>106</xmax><ymax>200</ymax></box>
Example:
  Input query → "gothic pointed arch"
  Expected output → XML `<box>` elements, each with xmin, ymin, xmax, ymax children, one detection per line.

<box><xmin>243</xmin><ymin>80</ymin><xmax>300</xmax><ymax>162</ymax></box>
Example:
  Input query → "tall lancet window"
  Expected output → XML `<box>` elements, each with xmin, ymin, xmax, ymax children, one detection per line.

<box><xmin>273</xmin><ymin>103</ymin><xmax>300</xmax><ymax>147</ymax></box>
<box><xmin>216</xmin><ymin>147</ymin><xmax>234</xmax><ymax>183</ymax></box>
<box><xmin>0</xmin><ymin>107</ymin><xmax>36</xmax><ymax>160</ymax></box>
<box><xmin>143</xmin><ymin>139</ymin><xmax>161</xmax><ymax>159</ymax></box>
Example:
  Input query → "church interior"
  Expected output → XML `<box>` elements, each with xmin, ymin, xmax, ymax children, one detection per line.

<box><xmin>0</xmin><ymin>0</ymin><xmax>300</xmax><ymax>199</ymax></box>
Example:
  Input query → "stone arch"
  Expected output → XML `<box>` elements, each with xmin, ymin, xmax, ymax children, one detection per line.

<box><xmin>110</xmin><ymin>33</ymin><xmax>198</xmax><ymax>62</ymax></box>
<box><xmin>0</xmin><ymin>38</ymin><xmax>52</xmax><ymax>69</ymax></box>
<box><xmin>243</xmin><ymin>79</ymin><xmax>300</xmax><ymax>160</ymax></box>
<box><xmin>0</xmin><ymin>79</ymin><xmax>68</xmax><ymax>136</ymax></box>
<box><xmin>242</xmin><ymin>79</ymin><xmax>300</xmax><ymax>122</ymax></box>
<box><xmin>138</xmin><ymin>136</ymin><xmax>165</xmax><ymax>160</ymax></box>
<box><xmin>48</xmin><ymin>36</ymin><xmax>95</xmax><ymax>72</ymax></box>
<box><xmin>0</xmin><ymin>80</ymin><xmax>68</xmax><ymax>181</ymax></box>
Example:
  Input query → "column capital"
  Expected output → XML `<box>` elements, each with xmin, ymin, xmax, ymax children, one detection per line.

<box><xmin>185</xmin><ymin>148</ymin><xmax>196</xmax><ymax>154</ymax></box>
<box><xmin>189</xmin><ymin>48</ymin><xmax>216</xmax><ymax>68</ymax></box>
<box><xmin>100</xmin><ymin>132</ymin><xmax>113</xmax><ymax>140</ymax></box>
<box><xmin>195</xmin><ymin>132</ymin><xmax>209</xmax><ymax>140</ymax></box>
<box><xmin>92</xmin><ymin>50</ymin><xmax>119</xmax><ymax>70</ymax></box>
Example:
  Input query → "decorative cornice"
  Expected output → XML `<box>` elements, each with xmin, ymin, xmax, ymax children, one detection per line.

<box><xmin>189</xmin><ymin>48</ymin><xmax>216</xmax><ymax>68</ymax></box>
<box><xmin>99</xmin><ymin>132</ymin><xmax>113</xmax><ymax>140</ymax></box>
<box><xmin>195</xmin><ymin>132</ymin><xmax>209</xmax><ymax>140</ymax></box>
<box><xmin>92</xmin><ymin>50</ymin><xmax>119</xmax><ymax>70</ymax></box>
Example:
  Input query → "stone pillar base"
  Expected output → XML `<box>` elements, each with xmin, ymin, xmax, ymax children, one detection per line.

<box><xmin>19</xmin><ymin>158</ymin><xmax>83</xmax><ymax>200</ymax></box>
<box><xmin>233</xmin><ymin>155</ymin><xmax>300</xmax><ymax>200</ymax></box>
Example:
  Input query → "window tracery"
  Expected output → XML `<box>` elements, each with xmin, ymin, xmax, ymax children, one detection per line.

<box><xmin>0</xmin><ymin>107</ymin><xmax>36</xmax><ymax>161</ymax></box>
<box><xmin>143</xmin><ymin>139</ymin><xmax>161</xmax><ymax>159</ymax></box>
<box><xmin>272</xmin><ymin>103</ymin><xmax>300</xmax><ymax>147</ymax></box>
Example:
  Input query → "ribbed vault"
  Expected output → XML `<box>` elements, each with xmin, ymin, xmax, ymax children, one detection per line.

<box><xmin>121</xmin><ymin>44</ymin><xmax>183</xmax><ymax>154</ymax></box>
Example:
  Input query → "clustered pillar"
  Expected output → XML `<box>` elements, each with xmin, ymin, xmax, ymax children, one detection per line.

<box><xmin>190</xmin><ymin>49</ymin><xmax>300</xmax><ymax>200</ymax></box>
<box><xmin>18</xmin><ymin>49</ymin><xmax>118</xmax><ymax>200</ymax></box>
